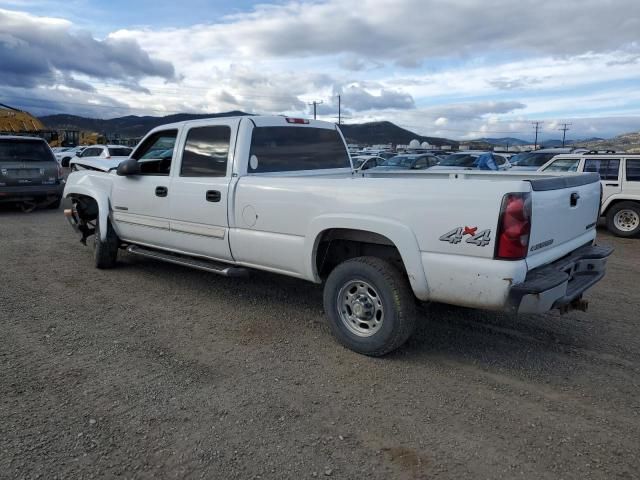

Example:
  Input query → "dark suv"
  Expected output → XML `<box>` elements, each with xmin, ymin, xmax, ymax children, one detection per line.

<box><xmin>0</xmin><ymin>136</ymin><xmax>64</xmax><ymax>211</ymax></box>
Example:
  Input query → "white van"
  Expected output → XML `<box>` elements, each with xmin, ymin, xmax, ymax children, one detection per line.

<box><xmin>539</xmin><ymin>152</ymin><xmax>640</xmax><ymax>237</ymax></box>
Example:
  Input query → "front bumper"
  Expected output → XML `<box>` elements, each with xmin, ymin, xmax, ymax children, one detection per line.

<box><xmin>0</xmin><ymin>183</ymin><xmax>64</xmax><ymax>203</ymax></box>
<box><xmin>508</xmin><ymin>244</ymin><xmax>613</xmax><ymax>314</ymax></box>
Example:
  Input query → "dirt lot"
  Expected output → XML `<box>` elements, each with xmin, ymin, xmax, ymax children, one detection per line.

<box><xmin>1</xmin><ymin>206</ymin><xmax>639</xmax><ymax>480</ymax></box>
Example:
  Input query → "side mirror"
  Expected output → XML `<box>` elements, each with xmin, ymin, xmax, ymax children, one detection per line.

<box><xmin>117</xmin><ymin>158</ymin><xmax>141</xmax><ymax>176</ymax></box>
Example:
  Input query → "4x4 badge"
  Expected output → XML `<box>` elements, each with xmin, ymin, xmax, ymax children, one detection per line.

<box><xmin>440</xmin><ymin>227</ymin><xmax>491</xmax><ymax>246</ymax></box>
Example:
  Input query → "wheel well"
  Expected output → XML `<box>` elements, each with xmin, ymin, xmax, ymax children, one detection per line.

<box><xmin>603</xmin><ymin>198</ymin><xmax>640</xmax><ymax>216</ymax></box>
<box><xmin>315</xmin><ymin>228</ymin><xmax>406</xmax><ymax>279</ymax></box>
<box><xmin>69</xmin><ymin>194</ymin><xmax>99</xmax><ymax>221</ymax></box>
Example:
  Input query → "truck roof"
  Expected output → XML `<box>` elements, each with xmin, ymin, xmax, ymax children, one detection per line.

<box><xmin>147</xmin><ymin>115</ymin><xmax>337</xmax><ymax>131</ymax></box>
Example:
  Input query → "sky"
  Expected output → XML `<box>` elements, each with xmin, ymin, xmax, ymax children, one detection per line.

<box><xmin>1</xmin><ymin>0</ymin><xmax>639</xmax><ymax>141</ymax></box>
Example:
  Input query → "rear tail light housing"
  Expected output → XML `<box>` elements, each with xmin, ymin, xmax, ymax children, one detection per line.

<box><xmin>285</xmin><ymin>117</ymin><xmax>309</xmax><ymax>124</ymax></box>
<box><xmin>495</xmin><ymin>192</ymin><xmax>531</xmax><ymax>260</ymax></box>
<box><xmin>56</xmin><ymin>162</ymin><xmax>64</xmax><ymax>180</ymax></box>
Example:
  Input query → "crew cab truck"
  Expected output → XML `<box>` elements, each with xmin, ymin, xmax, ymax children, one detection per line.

<box><xmin>62</xmin><ymin>116</ymin><xmax>612</xmax><ymax>356</ymax></box>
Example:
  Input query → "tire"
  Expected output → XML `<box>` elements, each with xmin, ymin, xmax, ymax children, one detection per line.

<box><xmin>61</xmin><ymin>157</ymin><xmax>71</xmax><ymax>167</ymax></box>
<box><xmin>47</xmin><ymin>196</ymin><xmax>62</xmax><ymax>209</ymax></box>
<box><xmin>323</xmin><ymin>256</ymin><xmax>416</xmax><ymax>356</ymax></box>
<box><xmin>94</xmin><ymin>217</ymin><xmax>119</xmax><ymax>269</ymax></box>
<box><xmin>606</xmin><ymin>201</ymin><xmax>640</xmax><ymax>237</ymax></box>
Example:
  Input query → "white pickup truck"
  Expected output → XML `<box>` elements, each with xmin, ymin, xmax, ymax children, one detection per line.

<box><xmin>62</xmin><ymin>116</ymin><xmax>612</xmax><ymax>356</ymax></box>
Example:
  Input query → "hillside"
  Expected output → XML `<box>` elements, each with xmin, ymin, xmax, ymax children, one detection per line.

<box><xmin>573</xmin><ymin>131</ymin><xmax>640</xmax><ymax>152</ymax></box>
<box><xmin>339</xmin><ymin>121</ymin><xmax>457</xmax><ymax>147</ymax></box>
<box><xmin>40</xmin><ymin>111</ymin><xmax>251</xmax><ymax>138</ymax></box>
<box><xmin>41</xmin><ymin>113</ymin><xmax>458</xmax><ymax>147</ymax></box>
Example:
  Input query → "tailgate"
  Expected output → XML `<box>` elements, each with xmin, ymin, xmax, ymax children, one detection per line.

<box><xmin>0</xmin><ymin>161</ymin><xmax>59</xmax><ymax>187</ymax></box>
<box><xmin>526</xmin><ymin>173</ymin><xmax>600</xmax><ymax>267</ymax></box>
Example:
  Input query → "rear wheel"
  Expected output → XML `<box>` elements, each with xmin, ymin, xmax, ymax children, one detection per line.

<box><xmin>606</xmin><ymin>202</ymin><xmax>640</xmax><ymax>237</ymax></box>
<box><xmin>94</xmin><ymin>218</ymin><xmax>119</xmax><ymax>268</ymax></box>
<box><xmin>323</xmin><ymin>256</ymin><xmax>416</xmax><ymax>356</ymax></box>
<box><xmin>61</xmin><ymin>157</ymin><xmax>71</xmax><ymax>167</ymax></box>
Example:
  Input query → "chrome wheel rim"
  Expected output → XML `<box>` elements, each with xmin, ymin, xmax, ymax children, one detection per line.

<box><xmin>337</xmin><ymin>279</ymin><xmax>384</xmax><ymax>337</ymax></box>
<box><xmin>614</xmin><ymin>209</ymin><xmax>639</xmax><ymax>232</ymax></box>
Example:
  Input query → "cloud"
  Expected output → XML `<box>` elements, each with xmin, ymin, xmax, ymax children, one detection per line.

<box><xmin>112</xmin><ymin>0</ymin><xmax>640</xmax><ymax>67</ymax></box>
<box><xmin>0</xmin><ymin>8</ymin><xmax>176</xmax><ymax>90</ymax></box>
<box><xmin>337</xmin><ymin>84</ymin><xmax>415</xmax><ymax>111</ymax></box>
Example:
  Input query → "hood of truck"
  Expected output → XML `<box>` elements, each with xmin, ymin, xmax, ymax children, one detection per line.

<box><xmin>70</xmin><ymin>157</ymin><xmax>128</xmax><ymax>172</ymax></box>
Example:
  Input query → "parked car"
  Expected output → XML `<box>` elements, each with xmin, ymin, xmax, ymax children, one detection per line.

<box><xmin>69</xmin><ymin>145</ymin><xmax>133</xmax><ymax>171</ymax></box>
<box><xmin>539</xmin><ymin>152</ymin><xmax>640</xmax><ymax>237</ymax></box>
<box><xmin>351</xmin><ymin>155</ymin><xmax>385</xmax><ymax>171</ymax></box>
<box><xmin>0</xmin><ymin>135</ymin><xmax>65</xmax><ymax>211</ymax></box>
<box><xmin>59</xmin><ymin>146</ymin><xmax>88</xmax><ymax>167</ymax></box>
<box><xmin>62</xmin><ymin>115</ymin><xmax>611</xmax><ymax>356</ymax></box>
<box><xmin>429</xmin><ymin>151</ymin><xmax>511</xmax><ymax>171</ymax></box>
<box><xmin>509</xmin><ymin>148</ymin><xmax>573</xmax><ymax>171</ymax></box>
<box><xmin>375</xmin><ymin>153</ymin><xmax>440</xmax><ymax>170</ymax></box>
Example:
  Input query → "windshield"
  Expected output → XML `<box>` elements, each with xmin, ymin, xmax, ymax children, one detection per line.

<box><xmin>381</xmin><ymin>155</ymin><xmax>414</xmax><ymax>167</ymax></box>
<box><xmin>511</xmin><ymin>152</ymin><xmax>558</xmax><ymax>167</ymax></box>
<box><xmin>109</xmin><ymin>147</ymin><xmax>133</xmax><ymax>157</ymax></box>
<box><xmin>438</xmin><ymin>154</ymin><xmax>478</xmax><ymax>167</ymax></box>
<box><xmin>0</xmin><ymin>139</ymin><xmax>55</xmax><ymax>162</ymax></box>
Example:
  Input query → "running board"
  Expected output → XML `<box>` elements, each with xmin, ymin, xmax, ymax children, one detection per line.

<box><xmin>126</xmin><ymin>245</ymin><xmax>249</xmax><ymax>277</ymax></box>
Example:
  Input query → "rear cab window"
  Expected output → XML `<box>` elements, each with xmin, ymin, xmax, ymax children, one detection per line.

<box><xmin>108</xmin><ymin>147</ymin><xmax>133</xmax><ymax>157</ymax></box>
<box><xmin>248</xmin><ymin>126</ymin><xmax>350</xmax><ymax>173</ymax></box>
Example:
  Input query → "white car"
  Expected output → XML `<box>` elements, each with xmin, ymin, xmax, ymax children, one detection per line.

<box><xmin>62</xmin><ymin>115</ymin><xmax>611</xmax><ymax>356</ymax></box>
<box><xmin>59</xmin><ymin>146</ymin><xmax>88</xmax><ymax>167</ymax></box>
<box><xmin>69</xmin><ymin>145</ymin><xmax>133</xmax><ymax>171</ymax></box>
<box><xmin>539</xmin><ymin>152</ymin><xmax>640</xmax><ymax>237</ymax></box>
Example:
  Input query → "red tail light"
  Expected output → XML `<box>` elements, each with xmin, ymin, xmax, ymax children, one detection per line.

<box><xmin>285</xmin><ymin>117</ymin><xmax>309</xmax><ymax>124</ymax></box>
<box><xmin>495</xmin><ymin>192</ymin><xmax>531</xmax><ymax>260</ymax></box>
<box><xmin>57</xmin><ymin>162</ymin><xmax>64</xmax><ymax>180</ymax></box>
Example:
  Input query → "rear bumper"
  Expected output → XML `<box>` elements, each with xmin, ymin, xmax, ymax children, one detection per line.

<box><xmin>508</xmin><ymin>244</ymin><xmax>613</xmax><ymax>314</ymax></box>
<box><xmin>0</xmin><ymin>183</ymin><xmax>64</xmax><ymax>202</ymax></box>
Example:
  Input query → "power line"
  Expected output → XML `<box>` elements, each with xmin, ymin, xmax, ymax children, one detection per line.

<box><xmin>558</xmin><ymin>122</ymin><xmax>572</xmax><ymax>147</ymax></box>
<box><xmin>531</xmin><ymin>121</ymin><xmax>543</xmax><ymax>149</ymax></box>
<box><xmin>308</xmin><ymin>100</ymin><xmax>323</xmax><ymax>120</ymax></box>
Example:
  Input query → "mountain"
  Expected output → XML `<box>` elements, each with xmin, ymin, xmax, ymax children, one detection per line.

<box><xmin>40</xmin><ymin>111</ymin><xmax>251</xmax><ymax>138</ymax></box>
<box><xmin>339</xmin><ymin>121</ymin><xmax>457</xmax><ymax>147</ymax></box>
<box><xmin>41</xmin><ymin>113</ymin><xmax>458</xmax><ymax>147</ymax></box>
<box><xmin>473</xmin><ymin>137</ymin><xmax>530</xmax><ymax>146</ymax></box>
<box><xmin>572</xmin><ymin>131</ymin><xmax>640</xmax><ymax>152</ymax></box>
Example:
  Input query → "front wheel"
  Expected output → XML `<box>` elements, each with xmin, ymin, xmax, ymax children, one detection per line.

<box><xmin>94</xmin><ymin>218</ymin><xmax>119</xmax><ymax>268</ymax></box>
<box><xmin>323</xmin><ymin>256</ymin><xmax>416</xmax><ymax>356</ymax></box>
<box><xmin>606</xmin><ymin>202</ymin><xmax>640</xmax><ymax>237</ymax></box>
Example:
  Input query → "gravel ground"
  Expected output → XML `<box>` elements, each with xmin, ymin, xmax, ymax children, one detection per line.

<box><xmin>1</xmin><ymin>206</ymin><xmax>639</xmax><ymax>479</ymax></box>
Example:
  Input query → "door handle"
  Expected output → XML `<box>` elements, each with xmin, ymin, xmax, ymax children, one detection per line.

<box><xmin>155</xmin><ymin>186</ymin><xmax>168</xmax><ymax>197</ymax></box>
<box><xmin>206</xmin><ymin>190</ymin><xmax>221</xmax><ymax>202</ymax></box>
<box><xmin>605</xmin><ymin>183</ymin><xmax>619</xmax><ymax>187</ymax></box>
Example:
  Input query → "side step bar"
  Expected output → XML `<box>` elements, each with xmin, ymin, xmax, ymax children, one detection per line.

<box><xmin>127</xmin><ymin>245</ymin><xmax>249</xmax><ymax>277</ymax></box>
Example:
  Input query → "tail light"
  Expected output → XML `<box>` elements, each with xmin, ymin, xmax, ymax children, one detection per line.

<box><xmin>57</xmin><ymin>162</ymin><xmax>64</xmax><ymax>180</ymax></box>
<box><xmin>285</xmin><ymin>117</ymin><xmax>309</xmax><ymax>124</ymax></box>
<box><xmin>495</xmin><ymin>192</ymin><xmax>531</xmax><ymax>260</ymax></box>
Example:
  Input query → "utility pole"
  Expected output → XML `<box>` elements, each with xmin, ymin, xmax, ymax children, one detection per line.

<box><xmin>558</xmin><ymin>123</ymin><xmax>572</xmax><ymax>147</ymax></box>
<box><xmin>308</xmin><ymin>100</ymin><xmax>323</xmax><ymax>120</ymax></box>
<box><xmin>337</xmin><ymin>95</ymin><xmax>341</xmax><ymax>125</ymax></box>
<box><xmin>532</xmin><ymin>121</ymin><xmax>543</xmax><ymax>149</ymax></box>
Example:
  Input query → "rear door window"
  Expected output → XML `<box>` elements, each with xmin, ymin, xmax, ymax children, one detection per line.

<box><xmin>584</xmin><ymin>159</ymin><xmax>620</xmax><ymax>180</ymax></box>
<box><xmin>249</xmin><ymin>127</ymin><xmax>349</xmax><ymax>173</ymax></box>
<box><xmin>108</xmin><ymin>147</ymin><xmax>132</xmax><ymax>157</ymax></box>
<box><xmin>180</xmin><ymin>126</ymin><xmax>231</xmax><ymax>177</ymax></box>
<box><xmin>626</xmin><ymin>159</ymin><xmax>640</xmax><ymax>181</ymax></box>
